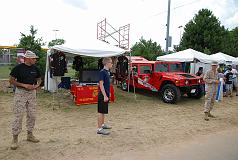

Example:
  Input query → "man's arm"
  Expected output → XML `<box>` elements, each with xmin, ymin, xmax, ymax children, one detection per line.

<box><xmin>34</xmin><ymin>78</ymin><xmax>42</xmax><ymax>89</ymax></box>
<box><xmin>9</xmin><ymin>76</ymin><xmax>25</xmax><ymax>88</ymax></box>
<box><xmin>203</xmin><ymin>72</ymin><xmax>213</xmax><ymax>84</ymax></box>
<box><xmin>203</xmin><ymin>72</ymin><xmax>219</xmax><ymax>84</ymax></box>
<box><xmin>9</xmin><ymin>76</ymin><xmax>35</xmax><ymax>90</ymax></box>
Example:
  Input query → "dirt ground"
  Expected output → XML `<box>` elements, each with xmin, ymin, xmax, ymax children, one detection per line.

<box><xmin>0</xmin><ymin>87</ymin><xmax>238</xmax><ymax>160</ymax></box>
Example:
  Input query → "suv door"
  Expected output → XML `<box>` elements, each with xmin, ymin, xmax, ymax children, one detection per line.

<box><xmin>154</xmin><ymin>63</ymin><xmax>169</xmax><ymax>88</ymax></box>
<box><xmin>137</xmin><ymin>64</ymin><xmax>152</xmax><ymax>89</ymax></box>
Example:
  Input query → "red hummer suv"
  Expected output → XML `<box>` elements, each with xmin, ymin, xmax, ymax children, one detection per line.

<box><xmin>119</xmin><ymin>56</ymin><xmax>204</xmax><ymax>104</ymax></box>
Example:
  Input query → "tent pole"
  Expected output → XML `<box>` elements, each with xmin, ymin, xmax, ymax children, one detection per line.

<box><xmin>128</xmin><ymin>52</ymin><xmax>131</xmax><ymax>92</ymax></box>
<box><xmin>46</xmin><ymin>50</ymin><xmax>49</xmax><ymax>91</ymax></box>
<box><xmin>128</xmin><ymin>52</ymin><xmax>136</xmax><ymax>100</ymax></box>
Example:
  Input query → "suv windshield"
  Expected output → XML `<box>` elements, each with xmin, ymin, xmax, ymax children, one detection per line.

<box><xmin>155</xmin><ymin>64</ymin><xmax>168</xmax><ymax>72</ymax></box>
<box><xmin>170</xmin><ymin>64</ymin><xmax>182</xmax><ymax>72</ymax></box>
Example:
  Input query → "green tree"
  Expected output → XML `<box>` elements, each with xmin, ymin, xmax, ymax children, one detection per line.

<box><xmin>221</xmin><ymin>27</ymin><xmax>238</xmax><ymax>57</ymax></box>
<box><xmin>48</xmin><ymin>39</ymin><xmax>65</xmax><ymax>47</ymax></box>
<box><xmin>18</xmin><ymin>25</ymin><xmax>46</xmax><ymax>77</ymax></box>
<box><xmin>178</xmin><ymin>9</ymin><xmax>227</xmax><ymax>54</ymax></box>
<box><xmin>130</xmin><ymin>37</ymin><xmax>163</xmax><ymax>60</ymax></box>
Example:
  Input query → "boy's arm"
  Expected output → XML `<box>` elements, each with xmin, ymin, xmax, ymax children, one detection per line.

<box><xmin>99</xmin><ymin>80</ymin><xmax>109</xmax><ymax>102</ymax></box>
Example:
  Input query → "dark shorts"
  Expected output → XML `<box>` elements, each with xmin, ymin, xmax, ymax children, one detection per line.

<box><xmin>98</xmin><ymin>92</ymin><xmax>109</xmax><ymax>114</ymax></box>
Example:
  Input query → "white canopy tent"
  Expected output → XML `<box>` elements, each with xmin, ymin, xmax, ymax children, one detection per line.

<box><xmin>156</xmin><ymin>48</ymin><xmax>212</xmax><ymax>63</ymax></box>
<box><xmin>156</xmin><ymin>48</ymin><xmax>213</xmax><ymax>74</ymax></box>
<box><xmin>52</xmin><ymin>39</ymin><xmax>126</xmax><ymax>57</ymax></box>
<box><xmin>44</xmin><ymin>39</ymin><xmax>126</xmax><ymax>92</ymax></box>
<box><xmin>210</xmin><ymin>52</ymin><xmax>238</xmax><ymax>65</ymax></box>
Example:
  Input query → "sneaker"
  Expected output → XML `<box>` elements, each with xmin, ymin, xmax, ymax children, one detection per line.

<box><xmin>97</xmin><ymin>129</ymin><xmax>110</xmax><ymax>135</ymax></box>
<box><xmin>102</xmin><ymin>124</ymin><xmax>112</xmax><ymax>129</ymax></box>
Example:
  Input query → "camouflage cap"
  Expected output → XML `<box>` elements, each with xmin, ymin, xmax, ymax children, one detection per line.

<box><xmin>24</xmin><ymin>50</ymin><xmax>39</xmax><ymax>59</ymax></box>
<box><xmin>211</xmin><ymin>61</ymin><xmax>218</xmax><ymax>66</ymax></box>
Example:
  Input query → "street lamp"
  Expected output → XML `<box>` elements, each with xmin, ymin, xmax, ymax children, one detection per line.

<box><xmin>52</xmin><ymin>29</ymin><xmax>59</xmax><ymax>40</ymax></box>
<box><xmin>178</xmin><ymin>25</ymin><xmax>183</xmax><ymax>42</ymax></box>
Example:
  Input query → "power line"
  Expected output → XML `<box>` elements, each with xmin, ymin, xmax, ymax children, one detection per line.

<box><xmin>173</xmin><ymin>0</ymin><xmax>201</xmax><ymax>10</ymax></box>
<box><xmin>150</xmin><ymin>0</ymin><xmax>201</xmax><ymax>18</ymax></box>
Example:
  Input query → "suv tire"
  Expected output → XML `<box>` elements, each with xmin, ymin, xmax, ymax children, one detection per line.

<box><xmin>161</xmin><ymin>84</ymin><xmax>181</xmax><ymax>104</ymax></box>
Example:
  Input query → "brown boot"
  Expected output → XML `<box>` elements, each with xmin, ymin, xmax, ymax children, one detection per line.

<box><xmin>204</xmin><ymin>112</ymin><xmax>209</xmax><ymax>121</ymax></box>
<box><xmin>208</xmin><ymin>112</ymin><xmax>215</xmax><ymax>118</ymax></box>
<box><xmin>10</xmin><ymin>135</ymin><xmax>18</xmax><ymax>150</ymax></box>
<box><xmin>27</xmin><ymin>132</ymin><xmax>40</xmax><ymax>143</ymax></box>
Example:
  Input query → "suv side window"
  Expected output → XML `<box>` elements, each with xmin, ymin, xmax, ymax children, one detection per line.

<box><xmin>140</xmin><ymin>65</ymin><xmax>151</xmax><ymax>74</ymax></box>
<box><xmin>155</xmin><ymin>64</ymin><xmax>168</xmax><ymax>72</ymax></box>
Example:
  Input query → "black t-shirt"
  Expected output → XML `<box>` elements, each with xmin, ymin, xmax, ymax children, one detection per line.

<box><xmin>10</xmin><ymin>63</ymin><xmax>41</xmax><ymax>85</ymax></box>
<box><xmin>225</xmin><ymin>72</ymin><xmax>233</xmax><ymax>84</ymax></box>
<box><xmin>98</xmin><ymin>69</ymin><xmax>110</xmax><ymax>97</ymax></box>
<box><xmin>196</xmin><ymin>71</ymin><xmax>202</xmax><ymax>76</ymax></box>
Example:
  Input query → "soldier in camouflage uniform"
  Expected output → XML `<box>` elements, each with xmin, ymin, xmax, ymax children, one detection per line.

<box><xmin>203</xmin><ymin>61</ymin><xmax>219</xmax><ymax>121</ymax></box>
<box><xmin>9</xmin><ymin>51</ymin><xmax>42</xmax><ymax>150</ymax></box>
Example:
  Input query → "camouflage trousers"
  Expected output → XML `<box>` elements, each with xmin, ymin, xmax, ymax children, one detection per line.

<box><xmin>12</xmin><ymin>87</ymin><xmax>37</xmax><ymax>136</ymax></box>
<box><xmin>204</xmin><ymin>85</ymin><xmax>217</xmax><ymax>113</ymax></box>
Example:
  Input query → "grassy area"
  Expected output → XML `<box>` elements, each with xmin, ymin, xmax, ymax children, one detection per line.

<box><xmin>0</xmin><ymin>65</ymin><xmax>11</xmax><ymax>79</ymax></box>
<box><xmin>64</xmin><ymin>65</ymin><xmax>77</xmax><ymax>78</ymax></box>
<box><xmin>0</xmin><ymin>64</ymin><xmax>76</xmax><ymax>80</ymax></box>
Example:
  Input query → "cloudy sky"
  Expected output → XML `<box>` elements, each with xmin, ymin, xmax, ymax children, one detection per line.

<box><xmin>0</xmin><ymin>0</ymin><xmax>238</xmax><ymax>50</ymax></box>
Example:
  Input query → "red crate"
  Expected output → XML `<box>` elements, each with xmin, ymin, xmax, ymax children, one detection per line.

<box><xmin>75</xmin><ymin>85</ymin><xmax>115</xmax><ymax>105</ymax></box>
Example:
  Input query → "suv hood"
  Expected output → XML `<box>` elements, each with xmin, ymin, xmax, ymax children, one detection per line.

<box><xmin>163</xmin><ymin>72</ymin><xmax>196</xmax><ymax>79</ymax></box>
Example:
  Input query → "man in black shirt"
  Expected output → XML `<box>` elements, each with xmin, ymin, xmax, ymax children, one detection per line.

<box><xmin>9</xmin><ymin>50</ymin><xmax>42</xmax><ymax>150</ymax></box>
<box><xmin>224</xmin><ymin>67</ymin><xmax>233</xmax><ymax>97</ymax></box>
<box><xmin>196</xmin><ymin>67</ymin><xmax>204</xmax><ymax>77</ymax></box>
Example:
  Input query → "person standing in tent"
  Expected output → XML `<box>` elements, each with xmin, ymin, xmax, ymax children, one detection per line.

<box><xmin>97</xmin><ymin>57</ymin><xmax>113</xmax><ymax>135</ymax></box>
<box><xmin>231</xmin><ymin>64</ymin><xmax>238</xmax><ymax>96</ymax></box>
<box><xmin>196</xmin><ymin>67</ymin><xmax>204</xmax><ymax>77</ymax></box>
<box><xmin>203</xmin><ymin>61</ymin><xmax>219</xmax><ymax>121</ymax></box>
<box><xmin>224</xmin><ymin>67</ymin><xmax>234</xmax><ymax>97</ymax></box>
<box><xmin>9</xmin><ymin>51</ymin><xmax>41</xmax><ymax>150</ymax></box>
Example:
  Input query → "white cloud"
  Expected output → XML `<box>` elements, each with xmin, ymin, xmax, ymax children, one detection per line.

<box><xmin>63</xmin><ymin>0</ymin><xmax>88</xmax><ymax>10</ymax></box>
<box><xmin>225</xmin><ymin>12</ymin><xmax>238</xmax><ymax>29</ymax></box>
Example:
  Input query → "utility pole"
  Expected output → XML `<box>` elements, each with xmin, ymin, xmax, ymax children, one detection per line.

<box><xmin>53</xmin><ymin>29</ymin><xmax>59</xmax><ymax>40</ymax></box>
<box><xmin>165</xmin><ymin>0</ymin><xmax>171</xmax><ymax>52</ymax></box>
<box><xmin>178</xmin><ymin>25</ymin><xmax>183</xmax><ymax>42</ymax></box>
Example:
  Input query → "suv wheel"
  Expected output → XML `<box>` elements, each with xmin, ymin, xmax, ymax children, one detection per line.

<box><xmin>161</xmin><ymin>84</ymin><xmax>181</xmax><ymax>104</ymax></box>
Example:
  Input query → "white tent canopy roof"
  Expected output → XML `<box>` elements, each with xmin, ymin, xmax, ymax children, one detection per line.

<box><xmin>51</xmin><ymin>39</ymin><xmax>126</xmax><ymax>57</ymax></box>
<box><xmin>210</xmin><ymin>52</ymin><xmax>238</xmax><ymax>65</ymax></box>
<box><xmin>156</xmin><ymin>48</ymin><xmax>212</xmax><ymax>63</ymax></box>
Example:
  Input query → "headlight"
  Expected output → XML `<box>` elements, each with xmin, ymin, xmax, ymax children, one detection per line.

<box><xmin>198</xmin><ymin>79</ymin><xmax>201</xmax><ymax>83</ymax></box>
